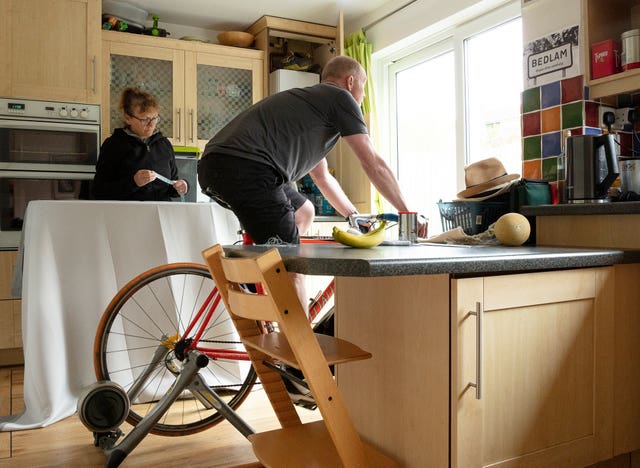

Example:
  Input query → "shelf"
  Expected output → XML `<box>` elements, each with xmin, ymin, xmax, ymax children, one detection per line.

<box><xmin>588</xmin><ymin>68</ymin><xmax>640</xmax><ymax>99</ymax></box>
<box><xmin>242</xmin><ymin>332</ymin><xmax>371</xmax><ymax>368</ymax></box>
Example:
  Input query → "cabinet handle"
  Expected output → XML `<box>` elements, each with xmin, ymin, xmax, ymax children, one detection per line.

<box><xmin>468</xmin><ymin>301</ymin><xmax>483</xmax><ymax>400</ymax></box>
<box><xmin>92</xmin><ymin>56</ymin><xmax>96</xmax><ymax>94</ymax></box>
<box><xmin>189</xmin><ymin>109</ymin><xmax>194</xmax><ymax>143</ymax></box>
<box><xmin>176</xmin><ymin>108</ymin><xmax>182</xmax><ymax>141</ymax></box>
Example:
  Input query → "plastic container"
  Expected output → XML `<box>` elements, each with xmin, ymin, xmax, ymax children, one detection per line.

<box><xmin>621</xmin><ymin>29</ymin><xmax>640</xmax><ymax>71</ymax></box>
<box><xmin>438</xmin><ymin>201</ymin><xmax>508</xmax><ymax>235</ymax></box>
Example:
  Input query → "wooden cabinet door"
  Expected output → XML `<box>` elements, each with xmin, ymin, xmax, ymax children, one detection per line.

<box><xmin>452</xmin><ymin>268</ymin><xmax>614</xmax><ymax>467</ymax></box>
<box><xmin>0</xmin><ymin>251</ymin><xmax>19</xmax><ymax>351</ymax></box>
<box><xmin>102</xmin><ymin>36</ymin><xmax>184</xmax><ymax>144</ymax></box>
<box><xmin>185</xmin><ymin>50</ymin><xmax>263</xmax><ymax>148</ymax></box>
<box><xmin>0</xmin><ymin>0</ymin><xmax>100</xmax><ymax>103</ymax></box>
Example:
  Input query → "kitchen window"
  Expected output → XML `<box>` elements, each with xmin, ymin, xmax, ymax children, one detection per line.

<box><xmin>376</xmin><ymin>1</ymin><xmax>522</xmax><ymax>233</ymax></box>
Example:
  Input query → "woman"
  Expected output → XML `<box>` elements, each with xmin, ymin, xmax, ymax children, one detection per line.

<box><xmin>93</xmin><ymin>87</ymin><xmax>188</xmax><ymax>200</ymax></box>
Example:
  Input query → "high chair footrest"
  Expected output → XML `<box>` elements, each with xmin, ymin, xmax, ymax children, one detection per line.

<box><xmin>242</xmin><ymin>333</ymin><xmax>372</xmax><ymax>368</ymax></box>
<box><xmin>248</xmin><ymin>420</ymin><xmax>397</xmax><ymax>467</ymax></box>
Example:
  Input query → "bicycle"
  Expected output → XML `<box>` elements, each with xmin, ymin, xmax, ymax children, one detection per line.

<box><xmin>90</xmin><ymin>213</ymin><xmax>397</xmax><ymax>440</ymax></box>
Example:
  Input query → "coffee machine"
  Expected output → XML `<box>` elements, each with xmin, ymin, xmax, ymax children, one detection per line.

<box><xmin>565</xmin><ymin>134</ymin><xmax>619</xmax><ymax>203</ymax></box>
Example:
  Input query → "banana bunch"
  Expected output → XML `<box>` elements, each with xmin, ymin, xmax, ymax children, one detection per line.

<box><xmin>332</xmin><ymin>221</ymin><xmax>388</xmax><ymax>248</ymax></box>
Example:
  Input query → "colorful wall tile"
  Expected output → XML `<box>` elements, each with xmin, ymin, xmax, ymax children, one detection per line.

<box><xmin>518</xmin><ymin>74</ymin><xmax>625</xmax><ymax>189</ymax></box>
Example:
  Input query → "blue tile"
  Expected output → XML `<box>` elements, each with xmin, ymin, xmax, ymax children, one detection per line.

<box><xmin>541</xmin><ymin>81</ymin><xmax>561</xmax><ymax>108</ymax></box>
<box><xmin>584</xmin><ymin>126</ymin><xmax>602</xmax><ymax>135</ymax></box>
<box><xmin>542</xmin><ymin>131</ymin><xmax>561</xmax><ymax>157</ymax></box>
<box><xmin>584</xmin><ymin>85</ymin><xmax>589</xmax><ymax>100</ymax></box>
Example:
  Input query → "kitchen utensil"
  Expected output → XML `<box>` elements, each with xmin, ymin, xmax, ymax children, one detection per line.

<box><xmin>565</xmin><ymin>134</ymin><xmax>619</xmax><ymax>203</ymax></box>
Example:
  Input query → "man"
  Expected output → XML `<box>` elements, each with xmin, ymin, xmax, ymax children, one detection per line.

<box><xmin>198</xmin><ymin>55</ymin><xmax>427</xmax><ymax>307</ymax></box>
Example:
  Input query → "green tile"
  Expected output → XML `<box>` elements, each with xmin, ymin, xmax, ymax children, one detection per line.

<box><xmin>522</xmin><ymin>87</ymin><xmax>541</xmax><ymax>113</ymax></box>
<box><xmin>523</xmin><ymin>135</ymin><xmax>541</xmax><ymax>160</ymax></box>
<box><xmin>562</xmin><ymin>101</ymin><xmax>583</xmax><ymax>129</ymax></box>
<box><xmin>542</xmin><ymin>157</ymin><xmax>557</xmax><ymax>181</ymax></box>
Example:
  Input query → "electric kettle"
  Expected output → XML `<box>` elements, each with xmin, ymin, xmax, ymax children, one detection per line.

<box><xmin>565</xmin><ymin>134</ymin><xmax>619</xmax><ymax>203</ymax></box>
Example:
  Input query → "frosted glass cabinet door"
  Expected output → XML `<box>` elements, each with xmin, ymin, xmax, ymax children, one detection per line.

<box><xmin>195</xmin><ymin>64</ymin><xmax>253</xmax><ymax>142</ymax></box>
<box><xmin>188</xmin><ymin>52</ymin><xmax>262</xmax><ymax>148</ymax></box>
<box><xmin>109</xmin><ymin>55</ymin><xmax>175</xmax><ymax>138</ymax></box>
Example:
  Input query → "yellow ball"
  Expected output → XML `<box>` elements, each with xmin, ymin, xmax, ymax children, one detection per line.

<box><xmin>493</xmin><ymin>213</ymin><xmax>531</xmax><ymax>246</ymax></box>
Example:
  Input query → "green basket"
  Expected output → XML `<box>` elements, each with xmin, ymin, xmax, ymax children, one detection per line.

<box><xmin>438</xmin><ymin>201</ymin><xmax>508</xmax><ymax>235</ymax></box>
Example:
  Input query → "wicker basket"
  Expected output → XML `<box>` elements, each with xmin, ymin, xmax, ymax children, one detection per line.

<box><xmin>438</xmin><ymin>201</ymin><xmax>509</xmax><ymax>235</ymax></box>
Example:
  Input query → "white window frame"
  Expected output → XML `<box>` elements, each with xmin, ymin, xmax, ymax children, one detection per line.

<box><xmin>373</xmin><ymin>0</ymin><xmax>522</xmax><ymax>194</ymax></box>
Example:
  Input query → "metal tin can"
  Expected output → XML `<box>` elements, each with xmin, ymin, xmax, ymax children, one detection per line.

<box><xmin>398</xmin><ymin>211</ymin><xmax>418</xmax><ymax>242</ymax></box>
<box><xmin>621</xmin><ymin>29</ymin><xmax>640</xmax><ymax>70</ymax></box>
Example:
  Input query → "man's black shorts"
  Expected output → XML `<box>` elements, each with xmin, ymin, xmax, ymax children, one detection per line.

<box><xmin>198</xmin><ymin>155</ymin><xmax>308</xmax><ymax>244</ymax></box>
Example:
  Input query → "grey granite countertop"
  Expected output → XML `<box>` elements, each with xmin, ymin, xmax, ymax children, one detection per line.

<box><xmin>521</xmin><ymin>201</ymin><xmax>640</xmax><ymax>216</ymax></box>
<box><xmin>224</xmin><ymin>243</ymin><xmax>635</xmax><ymax>277</ymax></box>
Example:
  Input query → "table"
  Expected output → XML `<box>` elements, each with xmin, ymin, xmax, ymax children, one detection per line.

<box><xmin>0</xmin><ymin>200</ymin><xmax>239</xmax><ymax>430</ymax></box>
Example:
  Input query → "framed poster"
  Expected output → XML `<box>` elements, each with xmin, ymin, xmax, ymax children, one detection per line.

<box><xmin>524</xmin><ymin>24</ymin><xmax>580</xmax><ymax>88</ymax></box>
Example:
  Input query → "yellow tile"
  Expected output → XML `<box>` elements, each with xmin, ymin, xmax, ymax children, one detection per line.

<box><xmin>541</xmin><ymin>106</ymin><xmax>561</xmax><ymax>134</ymax></box>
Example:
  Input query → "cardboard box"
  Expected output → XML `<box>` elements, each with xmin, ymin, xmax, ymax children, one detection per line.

<box><xmin>592</xmin><ymin>39</ymin><xmax>621</xmax><ymax>79</ymax></box>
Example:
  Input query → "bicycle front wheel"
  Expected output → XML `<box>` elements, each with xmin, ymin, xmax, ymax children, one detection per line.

<box><xmin>94</xmin><ymin>263</ymin><xmax>256</xmax><ymax>436</ymax></box>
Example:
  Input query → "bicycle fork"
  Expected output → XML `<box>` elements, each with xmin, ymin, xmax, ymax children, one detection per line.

<box><xmin>101</xmin><ymin>345</ymin><xmax>255</xmax><ymax>468</ymax></box>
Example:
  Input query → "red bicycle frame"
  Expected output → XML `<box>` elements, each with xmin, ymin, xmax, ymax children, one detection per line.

<box><xmin>180</xmin><ymin>233</ymin><xmax>337</xmax><ymax>361</ymax></box>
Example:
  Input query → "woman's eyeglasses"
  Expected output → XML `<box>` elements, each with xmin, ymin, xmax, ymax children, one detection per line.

<box><xmin>129</xmin><ymin>114</ymin><xmax>161</xmax><ymax>126</ymax></box>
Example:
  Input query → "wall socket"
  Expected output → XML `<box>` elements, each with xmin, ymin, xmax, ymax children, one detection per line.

<box><xmin>615</xmin><ymin>107</ymin><xmax>636</xmax><ymax>130</ymax></box>
<box><xmin>599</xmin><ymin>105</ymin><xmax>616</xmax><ymax>130</ymax></box>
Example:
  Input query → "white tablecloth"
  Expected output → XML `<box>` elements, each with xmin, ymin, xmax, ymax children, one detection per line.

<box><xmin>0</xmin><ymin>200</ymin><xmax>240</xmax><ymax>430</ymax></box>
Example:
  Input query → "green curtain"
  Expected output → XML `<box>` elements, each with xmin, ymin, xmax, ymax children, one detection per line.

<box><xmin>344</xmin><ymin>29</ymin><xmax>375</xmax><ymax>116</ymax></box>
<box><xmin>344</xmin><ymin>29</ymin><xmax>383</xmax><ymax>212</ymax></box>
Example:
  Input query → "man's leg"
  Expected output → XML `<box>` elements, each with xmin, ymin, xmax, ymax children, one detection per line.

<box><xmin>290</xmin><ymin>197</ymin><xmax>315</xmax><ymax>314</ymax></box>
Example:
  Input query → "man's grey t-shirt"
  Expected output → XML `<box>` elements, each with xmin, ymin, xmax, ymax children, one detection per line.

<box><xmin>202</xmin><ymin>83</ymin><xmax>368</xmax><ymax>182</ymax></box>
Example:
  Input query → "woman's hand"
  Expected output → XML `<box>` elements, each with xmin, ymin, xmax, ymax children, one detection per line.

<box><xmin>173</xmin><ymin>179</ymin><xmax>188</xmax><ymax>195</ymax></box>
<box><xmin>134</xmin><ymin>169</ymin><xmax>156</xmax><ymax>187</ymax></box>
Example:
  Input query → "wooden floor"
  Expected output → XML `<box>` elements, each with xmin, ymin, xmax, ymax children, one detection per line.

<box><xmin>0</xmin><ymin>366</ymin><xmax>320</xmax><ymax>467</ymax></box>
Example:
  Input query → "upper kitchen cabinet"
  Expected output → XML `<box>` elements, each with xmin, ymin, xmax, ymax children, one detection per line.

<box><xmin>583</xmin><ymin>0</ymin><xmax>640</xmax><ymax>98</ymax></box>
<box><xmin>101</xmin><ymin>31</ymin><xmax>263</xmax><ymax>148</ymax></box>
<box><xmin>246</xmin><ymin>15</ymin><xmax>340</xmax><ymax>97</ymax></box>
<box><xmin>0</xmin><ymin>0</ymin><xmax>101</xmax><ymax>104</ymax></box>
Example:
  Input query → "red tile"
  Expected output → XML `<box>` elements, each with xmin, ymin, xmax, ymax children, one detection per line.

<box><xmin>619</xmin><ymin>132</ymin><xmax>633</xmax><ymax>157</ymax></box>
<box><xmin>523</xmin><ymin>111</ymin><xmax>541</xmax><ymax>136</ymax></box>
<box><xmin>585</xmin><ymin>101</ymin><xmax>600</xmax><ymax>127</ymax></box>
<box><xmin>561</xmin><ymin>75</ymin><xmax>584</xmax><ymax>103</ymax></box>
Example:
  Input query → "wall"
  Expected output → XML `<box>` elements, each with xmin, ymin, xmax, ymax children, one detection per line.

<box><xmin>520</xmin><ymin>0</ymin><xmax>586</xmax><ymax>183</ymax></box>
<box><xmin>519</xmin><ymin>0</ymin><xmax>635</xmax><ymax>190</ymax></box>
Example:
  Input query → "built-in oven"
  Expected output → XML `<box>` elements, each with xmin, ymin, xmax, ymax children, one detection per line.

<box><xmin>0</xmin><ymin>97</ymin><xmax>100</xmax><ymax>248</ymax></box>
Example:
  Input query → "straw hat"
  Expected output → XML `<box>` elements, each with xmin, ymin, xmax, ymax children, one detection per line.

<box><xmin>456</xmin><ymin>158</ymin><xmax>520</xmax><ymax>201</ymax></box>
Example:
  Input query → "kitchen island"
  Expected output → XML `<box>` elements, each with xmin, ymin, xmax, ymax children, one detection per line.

<box><xmin>224</xmin><ymin>242</ymin><xmax>635</xmax><ymax>467</ymax></box>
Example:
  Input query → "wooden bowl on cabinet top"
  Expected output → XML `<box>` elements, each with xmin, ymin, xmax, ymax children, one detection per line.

<box><xmin>217</xmin><ymin>31</ymin><xmax>254</xmax><ymax>48</ymax></box>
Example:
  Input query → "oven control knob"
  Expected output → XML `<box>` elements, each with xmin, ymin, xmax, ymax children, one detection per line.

<box><xmin>59</xmin><ymin>107</ymin><xmax>68</xmax><ymax>117</ymax></box>
<box><xmin>70</xmin><ymin>108</ymin><xmax>79</xmax><ymax>118</ymax></box>
<box><xmin>80</xmin><ymin>109</ymin><xmax>89</xmax><ymax>119</ymax></box>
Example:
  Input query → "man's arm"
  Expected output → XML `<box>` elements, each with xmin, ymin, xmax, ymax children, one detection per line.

<box><xmin>308</xmin><ymin>158</ymin><xmax>358</xmax><ymax>218</ymax></box>
<box><xmin>343</xmin><ymin>133</ymin><xmax>428</xmax><ymax>237</ymax></box>
<box><xmin>342</xmin><ymin>133</ymin><xmax>410</xmax><ymax>212</ymax></box>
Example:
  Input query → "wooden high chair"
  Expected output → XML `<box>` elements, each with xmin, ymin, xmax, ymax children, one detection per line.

<box><xmin>202</xmin><ymin>244</ymin><xmax>397</xmax><ymax>467</ymax></box>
